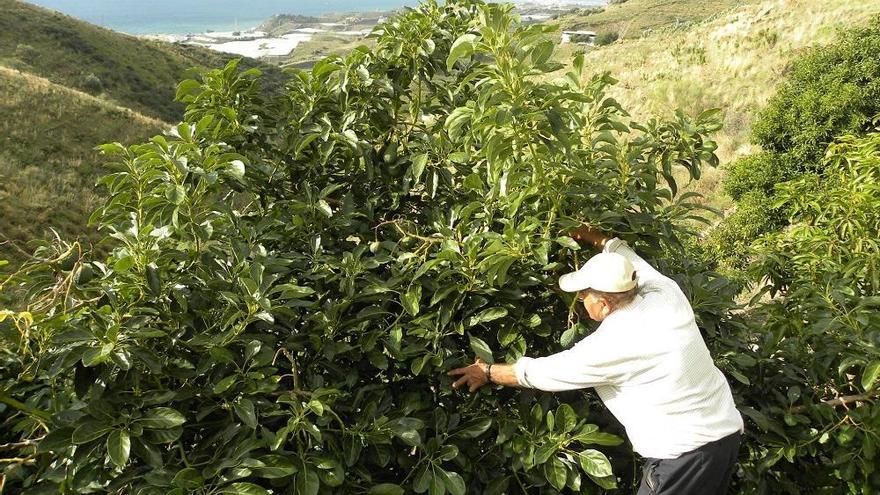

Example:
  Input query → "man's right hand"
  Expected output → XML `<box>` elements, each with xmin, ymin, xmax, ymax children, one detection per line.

<box><xmin>570</xmin><ymin>224</ymin><xmax>611</xmax><ymax>249</ymax></box>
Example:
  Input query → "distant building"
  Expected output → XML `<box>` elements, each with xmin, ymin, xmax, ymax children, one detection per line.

<box><xmin>561</xmin><ymin>30</ymin><xmax>597</xmax><ymax>45</ymax></box>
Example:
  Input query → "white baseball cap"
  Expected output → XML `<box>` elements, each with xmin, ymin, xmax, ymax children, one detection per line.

<box><xmin>559</xmin><ymin>252</ymin><xmax>637</xmax><ymax>293</ymax></box>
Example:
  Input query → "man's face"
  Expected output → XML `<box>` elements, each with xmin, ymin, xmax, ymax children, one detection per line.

<box><xmin>579</xmin><ymin>290</ymin><xmax>611</xmax><ymax>322</ymax></box>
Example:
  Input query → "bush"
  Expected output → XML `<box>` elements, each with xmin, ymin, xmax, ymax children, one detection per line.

<box><xmin>723</xmin><ymin>151</ymin><xmax>794</xmax><ymax>200</ymax></box>
<box><xmin>0</xmin><ymin>1</ymin><xmax>729</xmax><ymax>493</ymax></box>
<box><xmin>712</xmin><ymin>15</ymin><xmax>880</xmax><ymax>270</ymax></box>
<box><xmin>706</xmin><ymin>191</ymin><xmax>783</xmax><ymax>269</ymax></box>
<box><xmin>594</xmin><ymin>31</ymin><xmax>619</xmax><ymax>46</ymax></box>
<box><xmin>14</xmin><ymin>43</ymin><xmax>39</xmax><ymax>64</ymax></box>
<box><xmin>752</xmin><ymin>17</ymin><xmax>880</xmax><ymax>165</ymax></box>
<box><xmin>736</xmin><ymin>128</ymin><xmax>880</xmax><ymax>494</ymax></box>
<box><xmin>80</xmin><ymin>72</ymin><xmax>104</xmax><ymax>93</ymax></box>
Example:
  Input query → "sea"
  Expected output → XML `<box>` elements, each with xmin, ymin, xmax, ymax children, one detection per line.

<box><xmin>25</xmin><ymin>0</ymin><xmax>422</xmax><ymax>35</ymax></box>
<box><xmin>25</xmin><ymin>0</ymin><xmax>605</xmax><ymax>35</ymax></box>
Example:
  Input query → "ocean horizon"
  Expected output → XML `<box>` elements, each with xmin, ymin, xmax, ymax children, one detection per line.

<box><xmin>24</xmin><ymin>0</ymin><xmax>606</xmax><ymax>35</ymax></box>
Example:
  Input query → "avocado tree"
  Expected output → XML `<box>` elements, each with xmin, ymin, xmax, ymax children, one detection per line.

<box><xmin>732</xmin><ymin>127</ymin><xmax>880</xmax><ymax>494</ymax></box>
<box><xmin>1</xmin><ymin>1</ymin><xmax>729</xmax><ymax>493</ymax></box>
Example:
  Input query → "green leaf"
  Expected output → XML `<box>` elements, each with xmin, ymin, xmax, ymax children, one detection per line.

<box><xmin>166</xmin><ymin>184</ymin><xmax>186</xmax><ymax>205</ymax></box>
<box><xmin>107</xmin><ymin>429</ymin><xmax>130</xmax><ymax>467</ymax></box>
<box><xmin>441</xmin><ymin>470</ymin><xmax>466</xmax><ymax>495</ymax></box>
<box><xmin>863</xmin><ymin>360</ymin><xmax>880</xmax><ymax>390</ymax></box>
<box><xmin>556</xmin><ymin>404</ymin><xmax>577</xmax><ymax>433</ymax></box>
<box><xmin>446</xmin><ymin>34</ymin><xmax>478</xmax><ymax>71</ymax></box>
<box><xmin>82</xmin><ymin>342</ymin><xmax>115</xmax><ymax>367</ymax></box>
<box><xmin>234</xmin><ymin>398</ymin><xmax>257</xmax><ymax>428</ymax></box>
<box><xmin>469</xmin><ymin>336</ymin><xmax>494</xmax><ymax>364</ymax></box>
<box><xmin>578</xmin><ymin>449</ymin><xmax>613</xmax><ymax>477</ymax></box>
<box><xmin>139</xmin><ymin>407</ymin><xmax>186</xmax><ymax>429</ymax></box>
<box><xmin>213</xmin><ymin>375</ymin><xmax>238</xmax><ymax>394</ymax></box>
<box><xmin>402</xmin><ymin>285</ymin><xmax>421</xmax><ymax>316</ymax></box>
<box><xmin>369</xmin><ymin>484</ymin><xmax>404</xmax><ymax>495</ymax></box>
<box><xmin>388</xmin><ymin>417</ymin><xmax>423</xmax><ymax>447</ymax></box>
<box><xmin>466</xmin><ymin>307</ymin><xmax>508</xmax><ymax>327</ymax></box>
<box><xmin>172</xmin><ymin>467</ymin><xmax>205</xmax><ymax>489</ymax></box>
<box><xmin>410</xmin><ymin>153</ymin><xmax>429</xmax><ymax>183</ymax></box>
<box><xmin>316</xmin><ymin>199</ymin><xmax>333</xmax><ymax>218</ymax></box>
<box><xmin>72</xmin><ymin>420</ymin><xmax>111</xmax><ymax>444</ymax></box>
<box><xmin>544</xmin><ymin>456</ymin><xmax>567</xmax><ymax>491</ymax></box>
<box><xmin>457</xmin><ymin>417</ymin><xmax>492</xmax><ymax>438</ymax></box>
<box><xmin>220</xmin><ymin>482</ymin><xmax>270</xmax><ymax>495</ymax></box>
<box><xmin>556</xmin><ymin>236</ymin><xmax>581</xmax><ymax>250</ymax></box>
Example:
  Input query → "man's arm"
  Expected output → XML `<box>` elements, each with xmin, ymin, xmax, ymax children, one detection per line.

<box><xmin>448</xmin><ymin>335</ymin><xmax>621</xmax><ymax>393</ymax></box>
<box><xmin>571</xmin><ymin>224</ymin><xmax>667</xmax><ymax>284</ymax></box>
<box><xmin>447</xmin><ymin>358</ymin><xmax>518</xmax><ymax>392</ymax></box>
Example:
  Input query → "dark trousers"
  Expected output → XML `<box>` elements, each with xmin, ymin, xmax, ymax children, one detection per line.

<box><xmin>636</xmin><ymin>431</ymin><xmax>741</xmax><ymax>495</ymax></box>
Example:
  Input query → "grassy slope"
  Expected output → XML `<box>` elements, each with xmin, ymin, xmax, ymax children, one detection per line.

<box><xmin>0</xmin><ymin>1</ymin><xmax>289</xmax><ymax>265</ymax></box>
<box><xmin>0</xmin><ymin>0</ymin><xmax>280</xmax><ymax>122</ymax></box>
<box><xmin>557</xmin><ymin>0</ymin><xmax>880</xmax><ymax>208</ymax></box>
<box><xmin>0</xmin><ymin>66</ymin><xmax>163</xmax><ymax>261</ymax></box>
<box><xmin>559</xmin><ymin>0</ymin><xmax>752</xmax><ymax>37</ymax></box>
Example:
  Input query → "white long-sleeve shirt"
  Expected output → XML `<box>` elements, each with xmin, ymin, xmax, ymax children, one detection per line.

<box><xmin>514</xmin><ymin>238</ymin><xmax>744</xmax><ymax>459</ymax></box>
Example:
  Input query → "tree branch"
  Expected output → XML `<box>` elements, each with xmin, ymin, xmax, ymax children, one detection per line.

<box><xmin>790</xmin><ymin>390</ymin><xmax>880</xmax><ymax>413</ymax></box>
<box><xmin>0</xmin><ymin>391</ymin><xmax>51</xmax><ymax>421</ymax></box>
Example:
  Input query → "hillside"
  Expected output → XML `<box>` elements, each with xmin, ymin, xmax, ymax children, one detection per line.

<box><xmin>559</xmin><ymin>0</ymin><xmax>752</xmax><ymax>38</ymax></box>
<box><xmin>0</xmin><ymin>0</ymin><xmax>283</xmax><ymax>122</ymax></box>
<box><xmin>0</xmin><ymin>66</ymin><xmax>164</xmax><ymax>262</ymax></box>
<box><xmin>558</xmin><ymin>0</ymin><xmax>880</xmax><ymax>207</ymax></box>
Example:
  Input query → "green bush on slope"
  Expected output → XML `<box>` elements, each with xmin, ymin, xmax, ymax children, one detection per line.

<box><xmin>711</xmin><ymin>15</ymin><xmax>880</xmax><ymax>268</ymax></box>
<box><xmin>735</xmin><ymin>128</ymin><xmax>880</xmax><ymax>494</ymax></box>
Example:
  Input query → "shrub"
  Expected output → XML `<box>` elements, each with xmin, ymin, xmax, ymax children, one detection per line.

<box><xmin>723</xmin><ymin>151</ymin><xmax>794</xmax><ymax>200</ymax></box>
<box><xmin>752</xmin><ymin>17</ymin><xmax>880</xmax><ymax>165</ymax></box>
<box><xmin>0</xmin><ymin>1</ymin><xmax>729</xmax><ymax>493</ymax></box>
<box><xmin>736</xmin><ymin>128</ymin><xmax>880</xmax><ymax>494</ymax></box>
<box><xmin>712</xmin><ymin>15</ymin><xmax>880</xmax><ymax>270</ymax></box>
<box><xmin>80</xmin><ymin>72</ymin><xmax>104</xmax><ymax>93</ymax></box>
<box><xmin>594</xmin><ymin>31</ymin><xmax>619</xmax><ymax>46</ymax></box>
<box><xmin>14</xmin><ymin>43</ymin><xmax>39</xmax><ymax>64</ymax></box>
<box><xmin>706</xmin><ymin>191</ymin><xmax>783</xmax><ymax>269</ymax></box>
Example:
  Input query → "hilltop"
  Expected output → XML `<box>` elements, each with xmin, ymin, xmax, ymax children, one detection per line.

<box><xmin>559</xmin><ymin>0</ymin><xmax>751</xmax><ymax>38</ymax></box>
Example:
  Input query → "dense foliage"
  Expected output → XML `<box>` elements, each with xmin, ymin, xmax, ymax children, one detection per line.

<box><xmin>709</xmin><ymin>16</ymin><xmax>880</xmax><ymax>268</ymax></box>
<box><xmin>0</xmin><ymin>1</ymin><xmax>733</xmax><ymax>493</ymax></box>
<box><xmin>733</xmin><ymin>126</ymin><xmax>880</xmax><ymax>494</ymax></box>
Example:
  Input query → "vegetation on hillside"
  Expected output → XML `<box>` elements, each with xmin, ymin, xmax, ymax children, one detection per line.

<box><xmin>0</xmin><ymin>0</ymin><xmax>288</xmax><ymax>268</ymax></box>
<box><xmin>0</xmin><ymin>0</ymin><xmax>283</xmax><ymax>122</ymax></box>
<box><xmin>561</xmin><ymin>0</ymin><xmax>880</xmax><ymax>209</ymax></box>
<box><xmin>709</xmin><ymin>16</ymin><xmax>880</xmax><ymax>268</ymax></box>
<box><xmin>558</xmin><ymin>0</ymin><xmax>750</xmax><ymax>39</ymax></box>
<box><xmin>0</xmin><ymin>67</ymin><xmax>164</xmax><ymax>266</ymax></box>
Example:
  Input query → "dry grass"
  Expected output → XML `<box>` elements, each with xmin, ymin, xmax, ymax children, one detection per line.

<box><xmin>559</xmin><ymin>0</ymin><xmax>753</xmax><ymax>38</ymax></box>
<box><xmin>557</xmin><ymin>0</ymin><xmax>880</xmax><ymax>209</ymax></box>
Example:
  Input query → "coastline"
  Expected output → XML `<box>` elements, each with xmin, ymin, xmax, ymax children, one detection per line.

<box><xmin>140</xmin><ymin>1</ymin><xmax>605</xmax><ymax>61</ymax></box>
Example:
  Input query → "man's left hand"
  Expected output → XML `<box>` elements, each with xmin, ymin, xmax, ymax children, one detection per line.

<box><xmin>448</xmin><ymin>357</ymin><xmax>489</xmax><ymax>392</ymax></box>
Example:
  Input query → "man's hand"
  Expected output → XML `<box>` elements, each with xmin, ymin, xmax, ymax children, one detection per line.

<box><xmin>448</xmin><ymin>357</ymin><xmax>490</xmax><ymax>392</ymax></box>
<box><xmin>570</xmin><ymin>224</ymin><xmax>611</xmax><ymax>249</ymax></box>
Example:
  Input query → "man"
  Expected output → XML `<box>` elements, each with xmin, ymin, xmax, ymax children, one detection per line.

<box><xmin>448</xmin><ymin>226</ymin><xmax>744</xmax><ymax>495</ymax></box>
